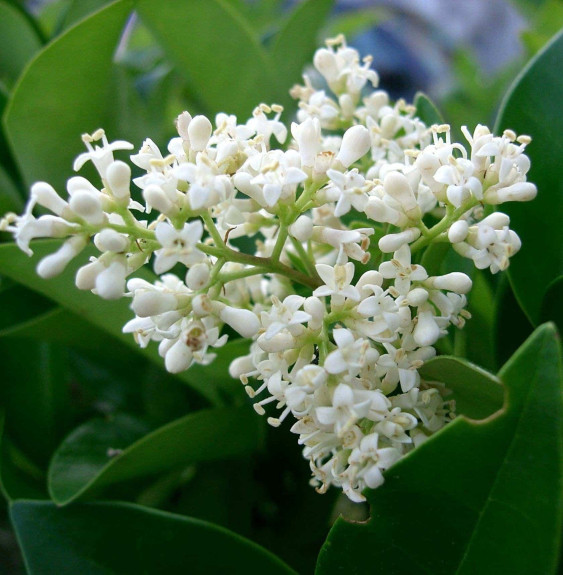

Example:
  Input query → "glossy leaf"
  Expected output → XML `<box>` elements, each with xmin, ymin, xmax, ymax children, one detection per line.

<box><xmin>136</xmin><ymin>0</ymin><xmax>280</xmax><ymax>118</ymax></box>
<box><xmin>48</xmin><ymin>407</ymin><xmax>261</xmax><ymax>505</ymax></box>
<box><xmin>4</xmin><ymin>0</ymin><xmax>133</xmax><ymax>190</ymax></box>
<box><xmin>11</xmin><ymin>500</ymin><xmax>297</xmax><ymax>574</ymax></box>
<box><xmin>317</xmin><ymin>323</ymin><xmax>563</xmax><ymax>575</ymax></box>
<box><xmin>270</xmin><ymin>0</ymin><xmax>333</xmax><ymax>105</ymax></box>
<box><xmin>420</xmin><ymin>355</ymin><xmax>503</xmax><ymax>420</ymax></box>
<box><xmin>0</xmin><ymin>1</ymin><xmax>42</xmax><ymax>89</ymax></box>
<box><xmin>495</xmin><ymin>30</ymin><xmax>563</xmax><ymax>325</ymax></box>
<box><xmin>0</xmin><ymin>240</ymin><xmax>226</xmax><ymax>405</ymax></box>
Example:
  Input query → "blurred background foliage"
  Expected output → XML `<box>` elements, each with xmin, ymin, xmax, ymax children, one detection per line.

<box><xmin>0</xmin><ymin>0</ymin><xmax>561</xmax><ymax>573</ymax></box>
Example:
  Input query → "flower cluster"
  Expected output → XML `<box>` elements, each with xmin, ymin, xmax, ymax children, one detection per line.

<box><xmin>0</xmin><ymin>36</ymin><xmax>536</xmax><ymax>502</ymax></box>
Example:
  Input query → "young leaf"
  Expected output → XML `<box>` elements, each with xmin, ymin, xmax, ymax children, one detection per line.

<box><xmin>495</xmin><ymin>29</ymin><xmax>563</xmax><ymax>325</ymax></box>
<box><xmin>135</xmin><ymin>0</ymin><xmax>280</xmax><ymax>118</ymax></box>
<box><xmin>3</xmin><ymin>0</ymin><xmax>133</xmax><ymax>190</ymax></box>
<box><xmin>11</xmin><ymin>500</ymin><xmax>297</xmax><ymax>574</ymax></box>
<box><xmin>316</xmin><ymin>323</ymin><xmax>563</xmax><ymax>575</ymax></box>
<box><xmin>48</xmin><ymin>407</ymin><xmax>262</xmax><ymax>505</ymax></box>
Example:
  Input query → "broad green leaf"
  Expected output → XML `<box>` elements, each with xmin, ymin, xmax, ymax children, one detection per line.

<box><xmin>48</xmin><ymin>407</ymin><xmax>261</xmax><ymax>505</ymax></box>
<box><xmin>420</xmin><ymin>355</ymin><xmax>503</xmax><ymax>420</ymax></box>
<box><xmin>136</xmin><ymin>0</ymin><xmax>280</xmax><ymax>118</ymax></box>
<box><xmin>540</xmin><ymin>275</ymin><xmax>563</xmax><ymax>337</ymax></box>
<box><xmin>414</xmin><ymin>91</ymin><xmax>443</xmax><ymax>126</ymax></box>
<box><xmin>0</xmin><ymin>338</ymin><xmax>72</xmax><ymax>467</ymax></box>
<box><xmin>4</xmin><ymin>0</ymin><xmax>133</xmax><ymax>190</ymax></box>
<box><xmin>61</xmin><ymin>0</ymin><xmax>115</xmax><ymax>29</ymax></box>
<box><xmin>271</xmin><ymin>0</ymin><xmax>333</xmax><ymax>104</ymax></box>
<box><xmin>11</xmin><ymin>500</ymin><xmax>297</xmax><ymax>574</ymax></box>
<box><xmin>0</xmin><ymin>240</ymin><xmax>227</xmax><ymax>405</ymax></box>
<box><xmin>495</xmin><ymin>29</ymin><xmax>563</xmax><ymax>325</ymax></box>
<box><xmin>317</xmin><ymin>323</ymin><xmax>563</xmax><ymax>575</ymax></box>
<box><xmin>0</xmin><ymin>281</ymin><xmax>54</xmax><ymax>333</ymax></box>
<box><xmin>0</xmin><ymin>1</ymin><xmax>42</xmax><ymax>89</ymax></box>
<box><xmin>0</xmin><ymin>163</ymin><xmax>24</xmax><ymax>214</ymax></box>
<box><xmin>462</xmin><ymin>270</ymin><xmax>497</xmax><ymax>371</ymax></box>
<box><xmin>0</xmin><ymin>413</ymin><xmax>47</xmax><ymax>502</ymax></box>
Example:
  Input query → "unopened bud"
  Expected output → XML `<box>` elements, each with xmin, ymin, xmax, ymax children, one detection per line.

<box><xmin>448</xmin><ymin>220</ymin><xmax>469</xmax><ymax>243</ymax></box>
<box><xmin>378</xmin><ymin>228</ymin><xmax>421</xmax><ymax>253</ymax></box>
<box><xmin>336</xmin><ymin>125</ymin><xmax>371</xmax><ymax>168</ymax></box>
<box><xmin>106</xmin><ymin>161</ymin><xmax>131</xmax><ymax>200</ymax></box>
<box><xmin>220</xmin><ymin>306</ymin><xmax>260</xmax><ymax>338</ymax></box>
<box><xmin>37</xmin><ymin>235</ymin><xmax>86</xmax><ymax>279</ymax></box>
<box><xmin>188</xmin><ymin>115</ymin><xmax>212</xmax><ymax>152</ymax></box>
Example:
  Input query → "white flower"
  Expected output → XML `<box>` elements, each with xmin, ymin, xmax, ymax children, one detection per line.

<box><xmin>153</xmin><ymin>220</ymin><xmax>205</xmax><ymax>274</ymax></box>
<box><xmin>324</xmin><ymin>329</ymin><xmax>369</xmax><ymax>376</ymax></box>
<box><xmin>313</xmin><ymin>262</ymin><xmax>360</xmax><ymax>301</ymax></box>
<box><xmin>315</xmin><ymin>383</ymin><xmax>371</xmax><ymax>436</ymax></box>
<box><xmin>261</xmin><ymin>295</ymin><xmax>312</xmax><ymax>339</ymax></box>
<box><xmin>325</xmin><ymin>168</ymin><xmax>370</xmax><ymax>216</ymax></box>
<box><xmin>379</xmin><ymin>244</ymin><xmax>428</xmax><ymax>296</ymax></box>
<box><xmin>73</xmin><ymin>129</ymin><xmax>133</xmax><ymax>178</ymax></box>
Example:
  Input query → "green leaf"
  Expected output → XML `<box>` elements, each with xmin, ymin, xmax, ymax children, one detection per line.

<box><xmin>48</xmin><ymin>407</ymin><xmax>261</xmax><ymax>505</ymax></box>
<box><xmin>540</xmin><ymin>275</ymin><xmax>563</xmax><ymax>337</ymax></box>
<box><xmin>0</xmin><ymin>240</ymin><xmax>226</xmax><ymax>405</ymax></box>
<box><xmin>317</xmin><ymin>323</ymin><xmax>563</xmax><ymax>575</ymax></box>
<box><xmin>414</xmin><ymin>91</ymin><xmax>443</xmax><ymax>126</ymax></box>
<box><xmin>0</xmin><ymin>338</ymin><xmax>72</xmax><ymax>467</ymax></box>
<box><xmin>0</xmin><ymin>163</ymin><xmax>24</xmax><ymax>214</ymax></box>
<box><xmin>11</xmin><ymin>500</ymin><xmax>297</xmax><ymax>574</ymax></box>
<box><xmin>136</xmin><ymin>0</ymin><xmax>280</xmax><ymax>119</ymax></box>
<box><xmin>0</xmin><ymin>1</ymin><xmax>42</xmax><ymax>89</ymax></box>
<box><xmin>419</xmin><ymin>355</ymin><xmax>503</xmax><ymax>420</ymax></box>
<box><xmin>323</xmin><ymin>8</ymin><xmax>390</xmax><ymax>40</ymax></box>
<box><xmin>495</xmin><ymin>29</ymin><xmax>563</xmax><ymax>325</ymax></box>
<box><xmin>270</xmin><ymin>0</ymin><xmax>333</xmax><ymax>103</ymax></box>
<box><xmin>3</xmin><ymin>0</ymin><xmax>133</xmax><ymax>190</ymax></box>
<box><xmin>60</xmin><ymin>0</ymin><xmax>115</xmax><ymax>29</ymax></box>
<box><xmin>0</xmin><ymin>281</ymin><xmax>54</xmax><ymax>333</ymax></box>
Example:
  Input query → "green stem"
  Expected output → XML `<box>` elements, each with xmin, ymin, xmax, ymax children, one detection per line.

<box><xmin>271</xmin><ymin>223</ymin><xmax>288</xmax><ymax>262</ymax></box>
<box><xmin>290</xmin><ymin>237</ymin><xmax>320</xmax><ymax>281</ymax></box>
<box><xmin>201</xmin><ymin>211</ymin><xmax>226</xmax><ymax>249</ymax></box>
<box><xmin>410</xmin><ymin>198</ymin><xmax>479</xmax><ymax>253</ymax></box>
<box><xmin>197</xmin><ymin>243</ymin><xmax>320</xmax><ymax>290</ymax></box>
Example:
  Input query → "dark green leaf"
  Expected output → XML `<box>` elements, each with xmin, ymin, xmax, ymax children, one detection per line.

<box><xmin>495</xmin><ymin>29</ymin><xmax>563</xmax><ymax>325</ymax></box>
<box><xmin>4</xmin><ymin>0</ymin><xmax>133</xmax><ymax>190</ymax></box>
<box><xmin>0</xmin><ymin>338</ymin><xmax>72</xmax><ymax>467</ymax></box>
<box><xmin>540</xmin><ymin>275</ymin><xmax>563</xmax><ymax>337</ymax></box>
<box><xmin>414</xmin><ymin>91</ymin><xmax>443</xmax><ymax>126</ymax></box>
<box><xmin>420</xmin><ymin>355</ymin><xmax>503</xmax><ymax>420</ymax></box>
<box><xmin>0</xmin><ymin>281</ymin><xmax>54</xmax><ymax>333</ymax></box>
<box><xmin>0</xmin><ymin>1</ymin><xmax>42</xmax><ymax>89</ymax></box>
<box><xmin>0</xmin><ymin>240</ymin><xmax>225</xmax><ymax>405</ymax></box>
<box><xmin>323</xmin><ymin>8</ymin><xmax>390</xmax><ymax>40</ymax></box>
<box><xmin>48</xmin><ymin>407</ymin><xmax>261</xmax><ymax>505</ymax></box>
<box><xmin>11</xmin><ymin>500</ymin><xmax>297</xmax><ymax>574</ymax></box>
<box><xmin>270</xmin><ymin>0</ymin><xmax>333</xmax><ymax>106</ymax></box>
<box><xmin>60</xmin><ymin>0</ymin><xmax>115</xmax><ymax>29</ymax></box>
<box><xmin>0</xmin><ymin>163</ymin><xmax>24</xmax><ymax>214</ymax></box>
<box><xmin>317</xmin><ymin>323</ymin><xmax>563</xmax><ymax>575</ymax></box>
<box><xmin>0</xmin><ymin>413</ymin><xmax>47</xmax><ymax>502</ymax></box>
<box><xmin>136</xmin><ymin>0</ymin><xmax>280</xmax><ymax>118</ymax></box>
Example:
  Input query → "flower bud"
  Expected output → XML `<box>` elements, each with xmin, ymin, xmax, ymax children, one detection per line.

<box><xmin>69</xmin><ymin>191</ymin><xmax>105</xmax><ymax>225</ymax></box>
<box><xmin>94</xmin><ymin>229</ymin><xmax>128</xmax><ymax>253</ymax></box>
<box><xmin>336</xmin><ymin>125</ymin><xmax>371</xmax><ymax>168</ymax></box>
<box><xmin>188</xmin><ymin>115</ymin><xmax>212</xmax><ymax>152</ymax></box>
<box><xmin>480</xmin><ymin>212</ymin><xmax>510</xmax><ymax>229</ymax></box>
<box><xmin>406</xmin><ymin>287</ymin><xmax>429</xmax><ymax>306</ymax></box>
<box><xmin>383</xmin><ymin>172</ymin><xmax>420</xmax><ymax>219</ymax></box>
<box><xmin>143</xmin><ymin>184</ymin><xmax>177</xmax><ymax>215</ymax></box>
<box><xmin>304</xmin><ymin>296</ymin><xmax>325</xmax><ymax>330</ymax></box>
<box><xmin>313</xmin><ymin>48</ymin><xmax>339</xmax><ymax>82</ymax></box>
<box><xmin>186</xmin><ymin>263</ymin><xmax>210</xmax><ymax>291</ymax></box>
<box><xmin>292</xmin><ymin>118</ymin><xmax>321</xmax><ymax>167</ymax></box>
<box><xmin>427</xmin><ymin>272</ymin><xmax>472</xmax><ymax>294</ymax></box>
<box><xmin>106</xmin><ymin>161</ymin><xmax>131</xmax><ymax>200</ymax></box>
<box><xmin>31</xmin><ymin>182</ymin><xmax>68</xmax><ymax>216</ymax></box>
<box><xmin>95</xmin><ymin>259</ymin><xmax>126</xmax><ymax>300</ymax></box>
<box><xmin>75</xmin><ymin>259</ymin><xmax>104</xmax><ymax>290</ymax></box>
<box><xmin>37</xmin><ymin>235</ymin><xmax>87</xmax><ymax>279</ymax></box>
<box><xmin>484</xmin><ymin>182</ymin><xmax>537</xmax><ymax>204</ymax></box>
<box><xmin>176</xmin><ymin>111</ymin><xmax>192</xmax><ymax>141</ymax></box>
<box><xmin>413</xmin><ymin>308</ymin><xmax>440</xmax><ymax>346</ymax></box>
<box><xmin>220</xmin><ymin>306</ymin><xmax>260</xmax><ymax>338</ymax></box>
<box><xmin>257</xmin><ymin>332</ymin><xmax>294</xmax><ymax>353</ymax></box>
<box><xmin>378</xmin><ymin>228</ymin><xmax>420</xmax><ymax>253</ymax></box>
<box><xmin>165</xmin><ymin>340</ymin><xmax>193</xmax><ymax>373</ymax></box>
<box><xmin>229</xmin><ymin>355</ymin><xmax>255</xmax><ymax>379</ymax></box>
<box><xmin>448</xmin><ymin>220</ymin><xmax>469</xmax><ymax>243</ymax></box>
<box><xmin>289</xmin><ymin>215</ymin><xmax>313</xmax><ymax>241</ymax></box>
<box><xmin>132</xmin><ymin>291</ymin><xmax>179</xmax><ymax>317</ymax></box>
<box><xmin>192</xmin><ymin>294</ymin><xmax>213</xmax><ymax>317</ymax></box>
